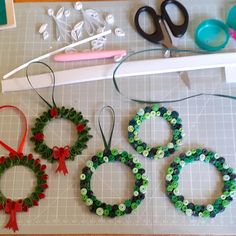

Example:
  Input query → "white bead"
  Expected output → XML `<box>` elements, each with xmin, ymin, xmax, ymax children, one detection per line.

<box><xmin>223</xmin><ymin>163</ymin><xmax>229</xmax><ymax>169</ymax></box>
<box><xmin>118</xmin><ymin>203</ymin><xmax>126</xmax><ymax>211</ymax></box>
<box><xmin>142</xmin><ymin>174</ymin><xmax>148</xmax><ymax>180</ymax></box>
<box><xmin>140</xmin><ymin>185</ymin><xmax>147</xmax><ymax>193</ymax></box>
<box><xmin>115</xmin><ymin>27</ymin><xmax>125</xmax><ymax>37</ymax></box>
<box><xmin>206</xmin><ymin>204</ymin><xmax>214</xmax><ymax>212</ymax></box>
<box><xmin>105</xmin><ymin>14</ymin><xmax>114</xmax><ymax>24</ymax></box>
<box><xmin>166</xmin><ymin>174</ymin><xmax>172</xmax><ymax>181</ymax></box>
<box><xmin>183</xmin><ymin>199</ymin><xmax>189</xmax><ymax>206</ymax></box>
<box><xmin>221</xmin><ymin>194</ymin><xmax>226</xmax><ymax>200</ymax></box>
<box><xmin>86</xmin><ymin>160</ymin><xmax>93</xmax><ymax>168</ymax></box>
<box><xmin>180</xmin><ymin>160</ymin><xmax>185</xmax><ymax>167</ymax></box>
<box><xmin>80</xmin><ymin>174</ymin><xmax>86</xmax><ymax>180</ymax></box>
<box><xmin>223</xmin><ymin>175</ymin><xmax>230</xmax><ymax>181</ymax></box>
<box><xmin>86</xmin><ymin>198</ymin><xmax>93</xmax><ymax>206</ymax></box>
<box><xmin>80</xmin><ymin>188</ymin><xmax>87</xmax><ymax>195</ymax></box>
<box><xmin>173</xmin><ymin>188</ymin><xmax>180</xmax><ymax>196</ymax></box>
<box><xmin>186</xmin><ymin>209</ymin><xmax>192</xmax><ymax>216</ymax></box>
<box><xmin>103</xmin><ymin>156</ymin><xmax>109</xmax><ymax>162</ymax></box>
<box><xmin>200</xmin><ymin>154</ymin><xmax>205</xmax><ymax>161</ymax></box>
<box><xmin>214</xmin><ymin>153</ymin><xmax>220</xmax><ymax>159</ymax></box>
<box><xmin>167</xmin><ymin>143</ymin><xmax>174</xmax><ymax>149</ymax></box>
<box><xmin>133</xmin><ymin>191</ymin><xmax>139</xmax><ymax>196</ymax></box>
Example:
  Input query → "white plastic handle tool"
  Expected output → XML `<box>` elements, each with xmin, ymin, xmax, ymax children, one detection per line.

<box><xmin>54</xmin><ymin>50</ymin><xmax>127</xmax><ymax>62</ymax></box>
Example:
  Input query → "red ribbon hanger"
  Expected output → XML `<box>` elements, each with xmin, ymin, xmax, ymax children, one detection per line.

<box><xmin>0</xmin><ymin>105</ymin><xmax>28</xmax><ymax>232</ymax></box>
<box><xmin>0</xmin><ymin>105</ymin><xmax>27</xmax><ymax>156</ymax></box>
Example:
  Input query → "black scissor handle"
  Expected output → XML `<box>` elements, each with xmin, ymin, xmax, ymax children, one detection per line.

<box><xmin>161</xmin><ymin>0</ymin><xmax>189</xmax><ymax>37</ymax></box>
<box><xmin>134</xmin><ymin>6</ymin><xmax>164</xmax><ymax>44</ymax></box>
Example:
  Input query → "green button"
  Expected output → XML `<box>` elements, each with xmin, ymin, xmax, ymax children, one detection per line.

<box><xmin>131</xmin><ymin>203</ymin><xmax>138</xmax><ymax>209</ymax></box>
<box><xmin>103</xmin><ymin>209</ymin><xmax>110</xmax><ymax>216</ymax></box>
<box><xmin>115</xmin><ymin>209</ymin><xmax>122</xmax><ymax>216</ymax></box>
<box><xmin>125</xmin><ymin>200</ymin><xmax>131</xmax><ymax>207</ymax></box>
<box><xmin>222</xmin><ymin>200</ymin><xmax>230</xmax><ymax>207</ymax></box>
<box><xmin>137</xmin><ymin>146</ymin><xmax>144</xmax><ymax>153</ymax></box>
<box><xmin>167</xmin><ymin>167</ymin><xmax>174</xmax><ymax>175</ymax></box>
<box><xmin>202</xmin><ymin>210</ymin><xmax>210</xmax><ymax>218</ymax></box>
<box><xmin>111</xmin><ymin>149</ymin><xmax>118</xmax><ymax>155</ymax></box>
<box><xmin>152</xmin><ymin>104</ymin><xmax>159</xmax><ymax>111</ymax></box>
<box><xmin>175</xmin><ymin>201</ymin><xmax>183</xmax><ymax>209</ymax></box>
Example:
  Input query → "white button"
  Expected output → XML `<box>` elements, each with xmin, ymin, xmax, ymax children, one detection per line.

<box><xmin>115</xmin><ymin>27</ymin><xmax>125</xmax><ymax>37</ymax></box>
<box><xmin>74</xmin><ymin>2</ymin><xmax>83</xmax><ymax>11</ymax></box>
<box><xmin>105</xmin><ymin>14</ymin><xmax>114</xmax><ymax>25</ymax></box>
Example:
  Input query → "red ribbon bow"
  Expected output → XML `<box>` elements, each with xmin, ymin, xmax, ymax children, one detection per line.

<box><xmin>4</xmin><ymin>199</ymin><xmax>23</xmax><ymax>232</ymax></box>
<box><xmin>52</xmin><ymin>146</ymin><xmax>70</xmax><ymax>175</ymax></box>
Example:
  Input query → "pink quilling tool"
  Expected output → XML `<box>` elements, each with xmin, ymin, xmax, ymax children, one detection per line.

<box><xmin>53</xmin><ymin>50</ymin><xmax>127</xmax><ymax>62</ymax></box>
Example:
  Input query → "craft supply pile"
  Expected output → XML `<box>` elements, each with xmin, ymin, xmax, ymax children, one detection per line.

<box><xmin>0</xmin><ymin>0</ymin><xmax>236</xmax><ymax>233</ymax></box>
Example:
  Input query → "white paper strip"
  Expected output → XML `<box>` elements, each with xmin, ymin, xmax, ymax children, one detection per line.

<box><xmin>2</xmin><ymin>52</ymin><xmax>236</xmax><ymax>93</ymax></box>
<box><xmin>2</xmin><ymin>30</ymin><xmax>112</xmax><ymax>80</ymax></box>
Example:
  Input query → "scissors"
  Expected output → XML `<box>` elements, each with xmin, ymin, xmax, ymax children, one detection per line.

<box><xmin>134</xmin><ymin>0</ymin><xmax>190</xmax><ymax>88</ymax></box>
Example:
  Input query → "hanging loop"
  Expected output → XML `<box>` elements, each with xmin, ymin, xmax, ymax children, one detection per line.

<box><xmin>98</xmin><ymin>106</ymin><xmax>115</xmax><ymax>152</ymax></box>
<box><xmin>26</xmin><ymin>61</ymin><xmax>57</xmax><ymax>108</ymax></box>
<box><xmin>0</xmin><ymin>106</ymin><xmax>28</xmax><ymax>156</ymax></box>
<box><xmin>112</xmin><ymin>48</ymin><xmax>236</xmax><ymax>103</ymax></box>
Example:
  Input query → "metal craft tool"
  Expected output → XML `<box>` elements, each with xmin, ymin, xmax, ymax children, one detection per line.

<box><xmin>134</xmin><ymin>0</ymin><xmax>190</xmax><ymax>89</ymax></box>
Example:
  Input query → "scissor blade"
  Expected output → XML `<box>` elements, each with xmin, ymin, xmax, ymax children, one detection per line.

<box><xmin>179</xmin><ymin>71</ymin><xmax>191</xmax><ymax>89</ymax></box>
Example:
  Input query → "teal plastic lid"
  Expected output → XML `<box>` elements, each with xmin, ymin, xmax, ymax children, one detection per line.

<box><xmin>227</xmin><ymin>5</ymin><xmax>236</xmax><ymax>30</ymax></box>
<box><xmin>195</xmin><ymin>19</ymin><xmax>230</xmax><ymax>51</ymax></box>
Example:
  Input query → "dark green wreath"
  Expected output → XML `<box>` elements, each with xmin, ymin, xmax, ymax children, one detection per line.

<box><xmin>27</xmin><ymin>62</ymin><xmax>92</xmax><ymax>175</ymax></box>
<box><xmin>0</xmin><ymin>154</ymin><xmax>48</xmax><ymax>232</ymax></box>
<box><xmin>80</xmin><ymin>106</ymin><xmax>148</xmax><ymax>217</ymax></box>
<box><xmin>80</xmin><ymin>149</ymin><xmax>148</xmax><ymax>217</ymax></box>
<box><xmin>166</xmin><ymin>148</ymin><xmax>236</xmax><ymax>218</ymax></box>
<box><xmin>31</xmin><ymin>106</ymin><xmax>92</xmax><ymax>175</ymax></box>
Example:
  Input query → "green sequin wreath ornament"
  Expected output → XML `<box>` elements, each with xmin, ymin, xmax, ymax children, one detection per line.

<box><xmin>80</xmin><ymin>106</ymin><xmax>148</xmax><ymax>217</ymax></box>
<box><xmin>128</xmin><ymin>104</ymin><xmax>184</xmax><ymax>159</ymax></box>
<box><xmin>0</xmin><ymin>105</ymin><xmax>48</xmax><ymax>232</ymax></box>
<box><xmin>27</xmin><ymin>62</ymin><xmax>92</xmax><ymax>175</ymax></box>
<box><xmin>166</xmin><ymin>149</ymin><xmax>236</xmax><ymax>218</ymax></box>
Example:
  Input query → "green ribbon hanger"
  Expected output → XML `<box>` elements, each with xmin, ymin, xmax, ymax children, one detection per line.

<box><xmin>98</xmin><ymin>106</ymin><xmax>115</xmax><ymax>153</ymax></box>
<box><xmin>112</xmin><ymin>48</ymin><xmax>236</xmax><ymax>104</ymax></box>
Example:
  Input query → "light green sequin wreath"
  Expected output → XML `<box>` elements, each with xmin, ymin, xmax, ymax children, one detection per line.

<box><xmin>128</xmin><ymin>104</ymin><xmax>184</xmax><ymax>159</ymax></box>
<box><xmin>166</xmin><ymin>148</ymin><xmax>236</xmax><ymax>218</ymax></box>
